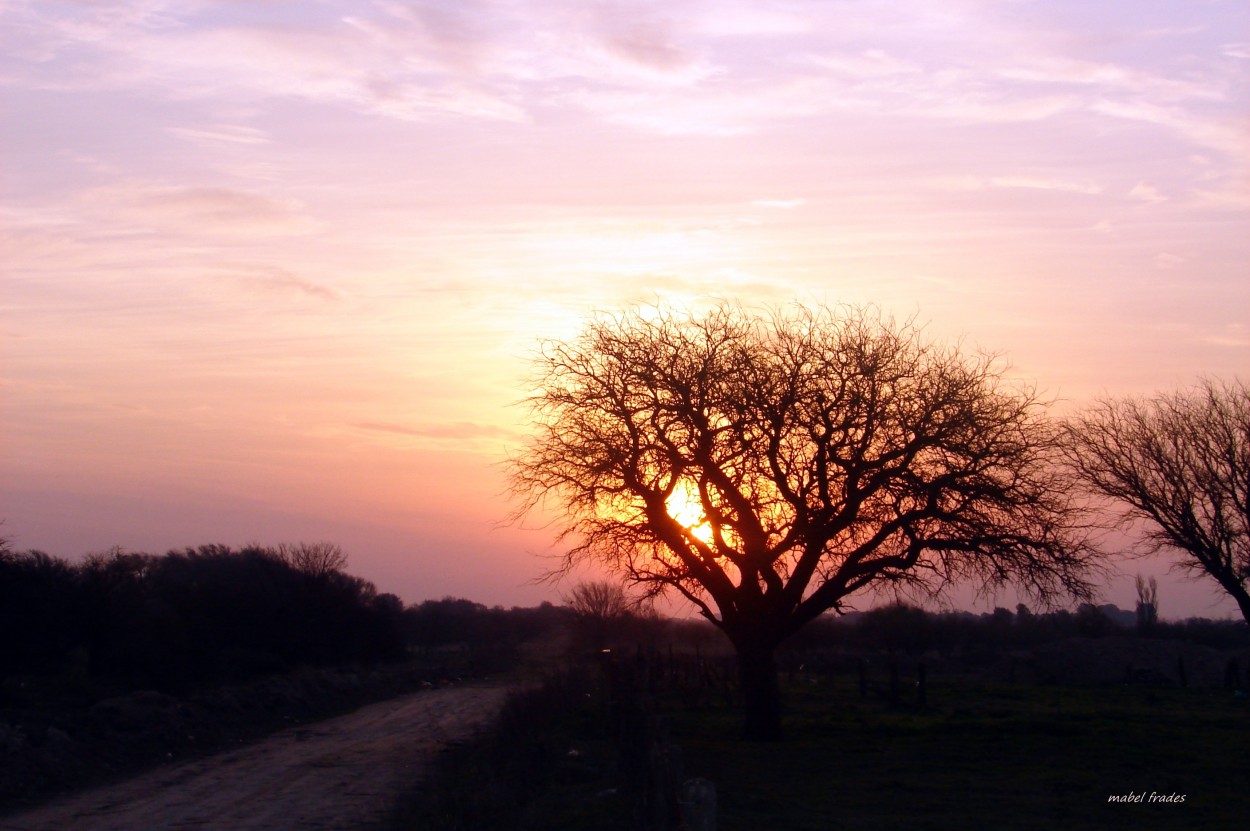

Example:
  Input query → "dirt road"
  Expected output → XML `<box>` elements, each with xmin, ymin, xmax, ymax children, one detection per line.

<box><xmin>2</xmin><ymin>683</ymin><xmax>512</xmax><ymax>831</ymax></box>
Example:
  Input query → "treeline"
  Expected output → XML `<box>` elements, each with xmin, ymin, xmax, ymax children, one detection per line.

<box><xmin>785</xmin><ymin>601</ymin><xmax>1250</xmax><ymax>656</ymax></box>
<box><xmin>401</xmin><ymin>596</ymin><xmax>566</xmax><ymax>648</ymax></box>
<box><xmin>397</xmin><ymin>592</ymin><xmax>698</xmax><ymax>656</ymax></box>
<box><xmin>0</xmin><ymin>543</ymin><xmax>405</xmax><ymax>694</ymax></box>
<box><xmin>400</xmin><ymin>592</ymin><xmax>1250</xmax><ymax>664</ymax></box>
<box><xmin>8</xmin><ymin>538</ymin><xmax>1245</xmax><ymax>699</ymax></box>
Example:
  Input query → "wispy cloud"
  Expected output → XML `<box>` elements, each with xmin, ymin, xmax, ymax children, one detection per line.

<box><xmin>167</xmin><ymin>125</ymin><xmax>271</xmax><ymax>146</ymax></box>
<box><xmin>5</xmin><ymin>0</ymin><xmax>1244</xmax><ymax>165</ymax></box>
<box><xmin>752</xmin><ymin>199</ymin><xmax>806</xmax><ymax>210</ymax></box>
<box><xmin>1201</xmin><ymin>324</ymin><xmax>1250</xmax><ymax>348</ymax></box>
<box><xmin>812</xmin><ymin>48</ymin><xmax>923</xmax><ymax>80</ymax></box>
<box><xmin>220</xmin><ymin>266</ymin><xmax>341</xmax><ymax>302</ymax></box>
<box><xmin>990</xmin><ymin>176</ymin><xmax>1102</xmax><ymax>195</ymax></box>
<box><xmin>1128</xmin><ymin>181</ymin><xmax>1167</xmax><ymax>204</ymax></box>
<box><xmin>933</xmin><ymin>176</ymin><xmax>1103</xmax><ymax>195</ymax></box>
<box><xmin>353</xmin><ymin>420</ymin><xmax>514</xmax><ymax>441</ymax></box>
<box><xmin>997</xmin><ymin>57</ymin><xmax>1223</xmax><ymax>103</ymax></box>
<box><xmin>1153</xmin><ymin>252</ymin><xmax>1185</xmax><ymax>270</ymax></box>
<box><xmin>3</xmin><ymin>1</ymin><xmax>525</xmax><ymax>122</ymax></box>
<box><xmin>1089</xmin><ymin>99</ymin><xmax>1248</xmax><ymax>162</ymax></box>
<box><xmin>78</xmin><ymin>183</ymin><xmax>320</xmax><ymax>237</ymax></box>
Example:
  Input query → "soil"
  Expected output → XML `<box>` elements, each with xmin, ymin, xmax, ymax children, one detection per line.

<box><xmin>1</xmin><ymin>661</ymin><xmax>460</xmax><ymax>811</ymax></box>
<box><xmin>1</xmin><ymin>682</ymin><xmax>512</xmax><ymax>831</ymax></box>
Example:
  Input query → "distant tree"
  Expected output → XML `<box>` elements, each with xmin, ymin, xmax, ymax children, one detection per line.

<box><xmin>1064</xmin><ymin>378</ymin><xmax>1250</xmax><ymax>624</ymax></box>
<box><xmin>1075</xmin><ymin>602</ymin><xmax>1113</xmax><ymax>637</ymax></box>
<box><xmin>0</xmin><ymin>549</ymin><xmax>79</xmax><ymax>678</ymax></box>
<box><xmin>857</xmin><ymin>603</ymin><xmax>934</xmax><ymax>653</ymax></box>
<box><xmin>77</xmin><ymin>548</ymin><xmax>159</xmax><ymax>680</ymax></box>
<box><xmin>565</xmin><ymin>580</ymin><xmax>630</xmax><ymax>623</ymax></box>
<box><xmin>989</xmin><ymin>606</ymin><xmax>1016</xmax><ymax>637</ymax></box>
<box><xmin>1135</xmin><ymin>575</ymin><xmax>1159</xmax><ymax>633</ymax></box>
<box><xmin>510</xmin><ymin>302</ymin><xmax>1101</xmax><ymax>739</ymax></box>
<box><xmin>277</xmin><ymin>541</ymin><xmax>348</xmax><ymax>577</ymax></box>
<box><xmin>564</xmin><ymin>580</ymin><xmax>634</xmax><ymax>647</ymax></box>
<box><xmin>403</xmin><ymin>597</ymin><xmax>491</xmax><ymax>647</ymax></box>
<box><xmin>372</xmin><ymin>592</ymin><xmax>404</xmax><ymax>618</ymax></box>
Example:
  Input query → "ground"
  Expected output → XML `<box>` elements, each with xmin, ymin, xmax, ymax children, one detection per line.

<box><xmin>1</xmin><ymin>683</ymin><xmax>512</xmax><ymax>831</ymax></box>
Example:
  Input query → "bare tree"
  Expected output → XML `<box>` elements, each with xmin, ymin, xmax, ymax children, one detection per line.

<box><xmin>510</xmin><ymin>303</ymin><xmax>1099</xmax><ymax>739</ymax></box>
<box><xmin>1065</xmin><ymin>378</ymin><xmax>1249</xmax><ymax>623</ymax></box>
<box><xmin>564</xmin><ymin>580</ymin><xmax>633</xmax><ymax>647</ymax></box>
<box><xmin>565</xmin><ymin>580</ymin><xmax>631</xmax><ymax>623</ymax></box>
<box><xmin>277</xmin><ymin>541</ymin><xmax>348</xmax><ymax>577</ymax></box>
<box><xmin>1135</xmin><ymin>574</ymin><xmax>1159</xmax><ymax>633</ymax></box>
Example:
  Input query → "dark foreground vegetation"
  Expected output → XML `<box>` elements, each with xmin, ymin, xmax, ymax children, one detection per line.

<box><xmin>0</xmin><ymin>542</ymin><xmax>569</xmax><ymax>811</ymax></box>
<box><xmin>0</xmin><ymin>543</ymin><xmax>404</xmax><ymax>693</ymax></box>
<box><xmin>393</xmin><ymin>602</ymin><xmax>1249</xmax><ymax>831</ymax></box>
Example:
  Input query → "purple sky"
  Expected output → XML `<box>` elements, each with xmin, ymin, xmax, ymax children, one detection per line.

<box><xmin>3</xmin><ymin>1</ymin><xmax>1248</xmax><ymax>617</ymax></box>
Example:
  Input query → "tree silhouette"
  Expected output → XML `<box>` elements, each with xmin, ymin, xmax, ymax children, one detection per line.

<box><xmin>564</xmin><ymin>580</ymin><xmax>637</xmax><ymax>647</ymax></box>
<box><xmin>511</xmin><ymin>302</ymin><xmax>1099</xmax><ymax>739</ymax></box>
<box><xmin>1065</xmin><ymin>378</ymin><xmax>1250</xmax><ymax>624</ymax></box>
<box><xmin>277</xmin><ymin>541</ymin><xmax>348</xmax><ymax>577</ymax></box>
<box><xmin>1135</xmin><ymin>574</ymin><xmax>1159</xmax><ymax>633</ymax></box>
<box><xmin>565</xmin><ymin>580</ymin><xmax>630</xmax><ymax>624</ymax></box>
<box><xmin>0</xmin><ymin>548</ymin><xmax>79</xmax><ymax>679</ymax></box>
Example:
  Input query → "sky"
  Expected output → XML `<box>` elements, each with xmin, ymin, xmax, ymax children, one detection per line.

<box><xmin>2</xmin><ymin>0</ymin><xmax>1248</xmax><ymax>617</ymax></box>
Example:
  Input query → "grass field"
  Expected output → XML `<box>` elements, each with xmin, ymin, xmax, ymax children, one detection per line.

<box><xmin>675</xmin><ymin>680</ymin><xmax>1245</xmax><ymax>830</ymax></box>
<box><xmin>396</xmin><ymin>666</ymin><xmax>1248</xmax><ymax>831</ymax></box>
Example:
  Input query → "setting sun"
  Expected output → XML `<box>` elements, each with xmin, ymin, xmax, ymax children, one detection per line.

<box><xmin>665</xmin><ymin>480</ymin><xmax>715</xmax><ymax>546</ymax></box>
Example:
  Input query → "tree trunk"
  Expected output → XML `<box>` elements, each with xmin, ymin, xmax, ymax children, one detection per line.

<box><xmin>737</xmin><ymin>643</ymin><xmax>782</xmax><ymax>741</ymax></box>
<box><xmin>1231</xmin><ymin>584</ymin><xmax>1250</xmax><ymax>627</ymax></box>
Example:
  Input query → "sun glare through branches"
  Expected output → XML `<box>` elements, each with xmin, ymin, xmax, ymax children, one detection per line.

<box><xmin>664</xmin><ymin>479</ymin><xmax>716</xmax><ymax>546</ymax></box>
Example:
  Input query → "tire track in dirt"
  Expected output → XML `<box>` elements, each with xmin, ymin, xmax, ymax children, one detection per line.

<box><xmin>2</xmin><ymin>683</ymin><xmax>513</xmax><ymax>831</ymax></box>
